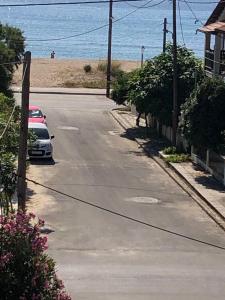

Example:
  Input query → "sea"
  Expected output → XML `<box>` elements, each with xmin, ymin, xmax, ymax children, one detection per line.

<box><xmin>0</xmin><ymin>0</ymin><xmax>216</xmax><ymax>60</ymax></box>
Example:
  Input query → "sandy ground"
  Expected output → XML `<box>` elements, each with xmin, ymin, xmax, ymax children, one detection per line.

<box><xmin>13</xmin><ymin>58</ymin><xmax>139</xmax><ymax>88</ymax></box>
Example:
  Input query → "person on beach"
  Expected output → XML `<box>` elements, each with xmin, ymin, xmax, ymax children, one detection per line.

<box><xmin>50</xmin><ymin>51</ymin><xmax>55</xmax><ymax>59</ymax></box>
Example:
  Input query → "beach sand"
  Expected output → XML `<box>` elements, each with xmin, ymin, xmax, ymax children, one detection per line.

<box><xmin>13</xmin><ymin>58</ymin><xmax>140</xmax><ymax>88</ymax></box>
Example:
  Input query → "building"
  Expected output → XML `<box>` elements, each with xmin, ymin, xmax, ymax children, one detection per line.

<box><xmin>199</xmin><ymin>0</ymin><xmax>225</xmax><ymax>76</ymax></box>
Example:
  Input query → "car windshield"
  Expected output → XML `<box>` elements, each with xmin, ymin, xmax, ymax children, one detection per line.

<box><xmin>29</xmin><ymin>109</ymin><xmax>43</xmax><ymax>118</ymax></box>
<box><xmin>30</xmin><ymin>128</ymin><xmax>50</xmax><ymax>140</ymax></box>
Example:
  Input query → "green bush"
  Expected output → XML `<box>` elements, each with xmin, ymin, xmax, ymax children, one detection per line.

<box><xmin>179</xmin><ymin>77</ymin><xmax>225</xmax><ymax>150</ymax></box>
<box><xmin>165</xmin><ymin>154</ymin><xmax>189</xmax><ymax>163</ymax></box>
<box><xmin>111</xmin><ymin>72</ymin><xmax>129</xmax><ymax>104</ymax></box>
<box><xmin>120</xmin><ymin>44</ymin><xmax>204</xmax><ymax>126</ymax></box>
<box><xmin>163</xmin><ymin>146</ymin><xmax>177</xmax><ymax>155</ymax></box>
<box><xmin>83</xmin><ymin>64</ymin><xmax>92</xmax><ymax>73</ymax></box>
<box><xmin>0</xmin><ymin>23</ymin><xmax>25</xmax><ymax>96</ymax></box>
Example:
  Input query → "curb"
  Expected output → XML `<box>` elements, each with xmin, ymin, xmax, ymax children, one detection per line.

<box><xmin>110</xmin><ymin>110</ymin><xmax>225</xmax><ymax>230</ymax></box>
<box><xmin>13</xmin><ymin>90</ymin><xmax>106</xmax><ymax>96</ymax></box>
<box><xmin>159</xmin><ymin>153</ymin><xmax>225</xmax><ymax>223</ymax></box>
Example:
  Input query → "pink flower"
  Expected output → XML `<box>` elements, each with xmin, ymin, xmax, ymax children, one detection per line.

<box><xmin>44</xmin><ymin>280</ymin><xmax>49</xmax><ymax>289</ymax></box>
<box><xmin>38</xmin><ymin>218</ymin><xmax>45</xmax><ymax>226</ymax></box>
<box><xmin>0</xmin><ymin>252</ymin><xmax>13</xmax><ymax>268</ymax></box>
<box><xmin>3</xmin><ymin>223</ymin><xmax>11</xmax><ymax>232</ymax></box>
<box><xmin>29</xmin><ymin>212</ymin><xmax>36</xmax><ymax>219</ymax></box>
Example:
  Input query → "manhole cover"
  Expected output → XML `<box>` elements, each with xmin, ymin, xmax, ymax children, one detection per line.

<box><xmin>58</xmin><ymin>126</ymin><xmax>79</xmax><ymax>131</ymax></box>
<box><xmin>126</xmin><ymin>197</ymin><xmax>160</xmax><ymax>204</ymax></box>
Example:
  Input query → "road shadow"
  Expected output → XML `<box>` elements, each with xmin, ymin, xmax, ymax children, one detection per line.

<box><xmin>27</xmin><ymin>187</ymin><xmax>36</xmax><ymax>202</ymax></box>
<box><xmin>191</xmin><ymin>163</ymin><xmax>225</xmax><ymax>192</ymax></box>
<box><xmin>120</xmin><ymin>126</ymin><xmax>151</xmax><ymax>141</ymax></box>
<box><xmin>26</xmin><ymin>187</ymin><xmax>55</xmax><ymax>235</ymax></box>
<box><xmin>120</xmin><ymin>126</ymin><xmax>169</xmax><ymax>156</ymax></box>
<box><xmin>29</xmin><ymin>158</ymin><xmax>56</xmax><ymax>166</ymax></box>
<box><xmin>194</xmin><ymin>175</ymin><xmax>225</xmax><ymax>192</ymax></box>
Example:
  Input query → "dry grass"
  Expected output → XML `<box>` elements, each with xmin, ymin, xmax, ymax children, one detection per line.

<box><xmin>12</xmin><ymin>58</ymin><xmax>139</xmax><ymax>88</ymax></box>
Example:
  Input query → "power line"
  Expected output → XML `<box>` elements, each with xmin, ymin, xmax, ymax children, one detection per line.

<box><xmin>178</xmin><ymin>0</ymin><xmax>186</xmax><ymax>45</ymax></box>
<box><xmin>0</xmin><ymin>0</ymin><xmax>149</xmax><ymax>8</ymax></box>
<box><xmin>0</xmin><ymin>105</ymin><xmax>16</xmax><ymax>140</ymax></box>
<box><xmin>124</xmin><ymin>0</ymin><xmax>159</xmax><ymax>8</ymax></box>
<box><xmin>23</xmin><ymin>175</ymin><xmax>225</xmax><ymax>251</ymax></box>
<box><xmin>15</xmin><ymin>0</ymin><xmax>167</xmax><ymax>42</ymax></box>
<box><xmin>0</xmin><ymin>63</ymin><xmax>27</xmax><ymax>140</ymax></box>
<box><xmin>182</xmin><ymin>0</ymin><xmax>202</xmax><ymax>24</ymax></box>
<box><xmin>183</xmin><ymin>0</ymin><xmax>225</xmax><ymax>47</ymax></box>
<box><xmin>179</xmin><ymin>0</ymin><xmax>222</xmax><ymax>4</ymax></box>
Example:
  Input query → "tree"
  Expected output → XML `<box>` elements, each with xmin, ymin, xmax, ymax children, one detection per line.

<box><xmin>111</xmin><ymin>44</ymin><xmax>204</xmax><ymax>127</ymax></box>
<box><xmin>0</xmin><ymin>23</ymin><xmax>25</xmax><ymax>96</ymax></box>
<box><xmin>179</xmin><ymin>77</ymin><xmax>225</xmax><ymax>150</ymax></box>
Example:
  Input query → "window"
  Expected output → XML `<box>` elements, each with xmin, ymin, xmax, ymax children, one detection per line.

<box><xmin>29</xmin><ymin>109</ymin><xmax>43</xmax><ymax>118</ymax></box>
<box><xmin>30</xmin><ymin>128</ymin><xmax>49</xmax><ymax>140</ymax></box>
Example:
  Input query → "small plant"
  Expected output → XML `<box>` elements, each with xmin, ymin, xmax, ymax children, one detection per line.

<box><xmin>82</xmin><ymin>80</ymin><xmax>106</xmax><ymax>89</ymax></box>
<box><xmin>165</xmin><ymin>153</ymin><xmax>190</xmax><ymax>163</ymax></box>
<box><xmin>97</xmin><ymin>60</ymin><xmax>122</xmax><ymax>78</ymax></box>
<box><xmin>97</xmin><ymin>61</ymin><xmax>107</xmax><ymax>73</ymax></box>
<box><xmin>83</xmin><ymin>64</ymin><xmax>92</xmax><ymax>73</ymax></box>
<box><xmin>0</xmin><ymin>211</ymin><xmax>71</xmax><ymax>299</ymax></box>
<box><xmin>163</xmin><ymin>146</ymin><xmax>177</xmax><ymax>155</ymax></box>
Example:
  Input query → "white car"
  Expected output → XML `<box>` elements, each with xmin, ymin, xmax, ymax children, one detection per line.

<box><xmin>28</xmin><ymin>123</ymin><xmax>54</xmax><ymax>159</ymax></box>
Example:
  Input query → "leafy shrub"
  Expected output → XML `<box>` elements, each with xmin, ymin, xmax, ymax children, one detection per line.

<box><xmin>179</xmin><ymin>77</ymin><xmax>225</xmax><ymax>150</ymax></box>
<box><xmin>111</xmin><ymin>72</ymin><xmax>129</xmax><ymax>104</ymax></box>
<box><xmin>0</xmin><ymin>24</ymin><xmax>25</xmax><ymax>97</ymax></box>
<box><xmin>0</xmin><ymin>211</ymin><xmax>71</xmax><ymax>299</ymax></box>
<box><xmin>164</xmin><ymin>154</ymin><xmax>189</xmax><ymax>163</ymax></box>
<box><xmin>83</xmin><ymin>64</ymin><xmax>92</xmax><ymax>73</ymax></box>
<box><xmin>163</xmin><ymin>146</ymin><xmax>177</xmax><ymax>155</ymax></box>
<box><xmin>116</xmin><ymin>44</ymin><xmax>204</xmax><ymax>126</ymax></box>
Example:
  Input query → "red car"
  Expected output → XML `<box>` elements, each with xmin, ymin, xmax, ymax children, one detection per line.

<box><xmin>29</xmin><ymin>105</ymin><xmax>46</xmax><ymax>124</ymax></box>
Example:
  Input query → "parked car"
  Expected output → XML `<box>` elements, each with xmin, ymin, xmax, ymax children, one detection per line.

<box><xmin>28</xmin><ymin>123</ymin><xmax>54</xmax><ymax>159</ymax></box>
<box><xmin>29</xmin><ymin>105</ymin><xmax>46</xmax><ymax>124</ymax></box>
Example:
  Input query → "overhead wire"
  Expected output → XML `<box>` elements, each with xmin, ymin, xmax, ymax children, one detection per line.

<box><xmin>10</xmin><ymin>0</ymin><xmax>168</xmax><ymax>42</ymax></box>
<box><xmin>179</xmin><ymin>0</ymin><xmax>222</xmax><ymax>4</ymax></box>
<box><xmin>182</xmin><ymin>0</ymin><xmax>202</xmax><ymax>24</ymax></box>
<box><xmin>0</xmin><ymin>105</ymin><xmax>16</xmax><ymax>140</ymax></box>
<box><xmin>182</xmin><ymin>0</ymin><xmax>225</xmax><ymax>69</ymax></box>
<box><xmin>23</xmin><ymin>175</ymin><xmax>225</xmax><ymax>251</ymax></box>
<box><xmin>178</xmin><ymin>0</ymin><xmax>186</xmax><ymax>45</ymax></box>
<box><xmin>124</xmin><ymin>0</ymin><xmax>158</xmax><ymax>8</ymax></box>
<box><xmin>0</xmin><ymin>61</ymin><xmax>27</xmax><ymax>140</ymax></box>
<box><xmin>0</xmin><ymin>0</ymin><xmax>153</xmax><ymax>8</ymax></box>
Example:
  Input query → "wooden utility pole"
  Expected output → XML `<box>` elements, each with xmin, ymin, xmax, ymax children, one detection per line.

<box><xmin>106</xmin><ymin>0</ymin><xmax>113</xmax><ymax>98</ymax></box>
<box><xmin>141</xmin><ymin>45</ymin><xmax>145</xmax><ymax>67</ymax></box>
<box><xmin>163</xmin><ymin>17</ymin><xmax>167</xmax><ymax>53</ymax></box>
<box><xmin>17</xmin><ymin>51</ymin><xmax>31</xmax><ymax>211</ymax></box>
<box><xmin>172</xmin><ymin>0</ymin><xmax>178</xmax><ymax>146</ymax></box>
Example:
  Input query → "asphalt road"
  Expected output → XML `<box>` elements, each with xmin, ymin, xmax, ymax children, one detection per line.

<box><xmin>16</xmin><ymin>91</ymin><xmax>225</xmax><ymax>300</ymax></box>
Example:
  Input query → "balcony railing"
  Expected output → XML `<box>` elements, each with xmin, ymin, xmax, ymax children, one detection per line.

<box><xmin>204</xmin><ymin>49</ymin><xmax>225</xmax><ymax>75</ymax></box>
<box><xmin>205</xmin><ymin>49</ymin><xmax>214</xmax><ymax>72</ymax></box>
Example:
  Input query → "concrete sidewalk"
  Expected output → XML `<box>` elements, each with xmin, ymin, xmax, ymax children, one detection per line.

<box><xmin>110</xmin><ymin>108</ymin><xmax>225</xmax><ymax>229</ymax></box>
